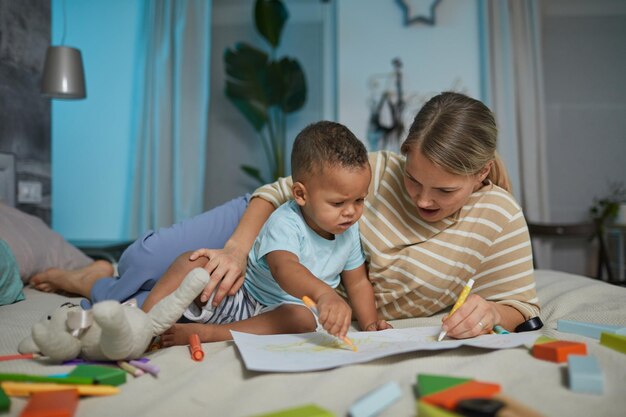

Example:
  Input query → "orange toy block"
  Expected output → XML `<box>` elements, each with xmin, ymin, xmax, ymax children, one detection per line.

<box><xmin>420</xmin><ymin>380</ymin><xmax>501</xmax><ymax>411</ymax></box>
<box><xmin>20</xmin><ymin>389</ymin><xmax>78</xmax><ymax>417</ymax></box>
<box><xmin>532</xmin><ymin>340</ymin><xmax>587</xmax><ymax>363</ymax></box>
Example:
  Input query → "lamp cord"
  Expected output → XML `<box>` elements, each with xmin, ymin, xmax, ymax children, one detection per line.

<box><xmin>60</xmin><ymin>0</ymin><xmax>67</xmax><ymax>45</ymax></box>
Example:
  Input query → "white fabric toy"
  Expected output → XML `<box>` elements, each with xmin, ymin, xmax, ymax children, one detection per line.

<box><xmin>18</xmin><ymin>267</ymin><xmax>210</xmax><ymax>362</ymax></box>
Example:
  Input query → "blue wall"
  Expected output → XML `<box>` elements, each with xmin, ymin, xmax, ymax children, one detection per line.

<box><xmin>52</xmin><ymin>0</ymin><xmax>140</xmax><ymax>240</ymax></box>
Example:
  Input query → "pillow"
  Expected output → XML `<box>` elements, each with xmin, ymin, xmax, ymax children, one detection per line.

<box><xmin>0</xmin><ymin>203</ymin><xmax>93</xmax><ymax>283</ymax></box>
<box><xmin>0</xmin><ymin>239</ymin><xmax>25</xmax><ymax>305</ymax></box>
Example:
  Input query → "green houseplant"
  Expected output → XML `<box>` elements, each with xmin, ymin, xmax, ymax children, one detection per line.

<box><xmin>590</xmin><ymin>181</ymin><xmax>626</xmax><ymax>230</ymax></box>
<box><xmin>224</xmin><ymin>0</ymin><xmax>307</xmax><ymax>185</ymax></box>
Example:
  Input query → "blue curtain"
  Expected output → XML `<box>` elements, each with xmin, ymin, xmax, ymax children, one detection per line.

<box><xmin>478</xmin><ymin>0</ymin><xmax>549</xmax><ymax>220</ymax></box>
<box><xmin>128</xmin><ymin>0</ymin><xmax>211</xmax><ymax>236</ymax></box>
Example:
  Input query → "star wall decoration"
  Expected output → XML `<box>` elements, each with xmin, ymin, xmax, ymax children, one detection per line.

<box><xmin>396</xmin><ymin>0</ymin><xmax>442</xmax><ymax>26</ymax></box>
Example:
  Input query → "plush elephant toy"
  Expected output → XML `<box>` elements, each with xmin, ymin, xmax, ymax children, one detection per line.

<box><xmin>18</xmin><ymin>267</ymin><xmax>210</xmax><ymax>362</ymax></box>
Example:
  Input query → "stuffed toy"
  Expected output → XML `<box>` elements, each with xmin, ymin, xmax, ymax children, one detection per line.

<box><xmin>18</xmin><ymin>267</ymin><xmax>210</xmax><ymax>362</ymax></box>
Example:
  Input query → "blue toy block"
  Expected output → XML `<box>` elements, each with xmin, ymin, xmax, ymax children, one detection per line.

<box><xmin>348</xmin><ymin>381</ymin><xmax>402</xmax><ymax>417</ymax></box>
<box><xmin>557</xmin><ymin>319</ymin><xmax>626</xmax><ymax>339</ymax></box>
<box><xmin>567</xmin><ymin>354</ymin><xmax>603</xmax><ymax>395</ymax></box>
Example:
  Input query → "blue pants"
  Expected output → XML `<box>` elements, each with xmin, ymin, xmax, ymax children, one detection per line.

<box><xmin>85</xmin><ymin>194</ymin><xmax>250</xmax><ymax>308</ymax></box>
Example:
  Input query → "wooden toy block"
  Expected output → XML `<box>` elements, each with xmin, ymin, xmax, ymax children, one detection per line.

<box><xmin>567</xmin><ymin>354</ymin><xmax>603</xmax><ymax>395</ymax></box>
<box><xmin>417</xmin><ymin>400</ymin><xmax>463</xmax><ymax>417</ymax></box>
<box><xmin>557</xmin><ymin>319</ymin><xmax>626</xmax><ymax>339</ymax></box>
<box><xmin>533</xmin><ymin>335</ymin><xmax>557</xmax><ymax>345</ymax></box>
<box><xmin>600</xmin><ymin>332</ymin><xmax>626</xmax><ymax>354</ymax></box>
<box><xmin>416</xmin><ymin>374</ymin><xmax>472</xmax><ymax>396</ymax></box>
<box><xmin>348</xmin><ymin>381</ymin><xmax>401</xmax><ymax>417</ymax></box>
<box><xmin>0</xmin><ymin>372</ymin><xmax>93</xmax><ymax>385</ymax></box>
<box><xmin>532</xmin><ymin>340</ymin><xmax>587</xmax><ymax>363</ymax></box>
<box><xmin>0</xmin><ymin>385</ymin><xmax>10</xmax><ymax>412</ymax></box>
<box><xmin>420</xmin><ymin>380</ymin><xmax>501</xmax><ymax>411</ymax></box>
<box><xmin>252</xmin><ymin>404</ymin><xmax>335</xmax><ymax>417</ymax></box>
<box><xmin>20</xmin><ymin>389</ymin><xmax>78</xmax><ymax>417</ymax></box>
<box><xmin>68</xmin><ymin>364</ymin><xmax>126</xmax><ymax>386</ymax></box>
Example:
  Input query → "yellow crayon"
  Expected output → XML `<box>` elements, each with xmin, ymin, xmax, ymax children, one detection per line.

<box><xmin>437</xmin><ymin>279</ymin><xmax>475</xmax><ymax>341</ymax></box>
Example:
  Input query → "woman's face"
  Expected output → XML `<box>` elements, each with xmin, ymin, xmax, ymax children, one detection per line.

<box><xmin>403</xmin><ymin>149</ymin><xmax>489</xmax><ymax>223</ymax></box>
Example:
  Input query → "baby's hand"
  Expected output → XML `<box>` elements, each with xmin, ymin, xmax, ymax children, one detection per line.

<box><xmin>316</xmin><ymin>292</ymin><xmax>352</xmax><ymax>339</ymax></box>
<box><xmin>364</xmin><ymin>320</ymin><xmax>393</xmax><ymax>331</ymax></box>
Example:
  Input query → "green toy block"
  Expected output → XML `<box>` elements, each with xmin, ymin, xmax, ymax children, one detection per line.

<box><xmin>252</xmin><ymin>404</ymin><xmax>334</xmax><ymax>417</ymax></box>
<box><xmin>417</xmin><ymin>400</ymin><xmax>463</xmax><ymax>417</ymax></box>
<box><xmin>533</xmin><ymin>335</ymin><xmax>557</xmax><ymax>345</ymax></box>
<box><xmin>68</xmin><ymin>364</ymin><xmax>126</xmax><ymax>386</ymax></box>
<box><xmin>0</xmin><ymin>372</ymin><xmax>93</xmax><ymax>385</ymax></box>
<box><xmin>416</xmin><ymin>374</ymin><xmax>472</xmax><ymax>396</ymax></box>
<box><xmin>600</xmin><ymin>332</ymin><xmax>626</xmax><ymax>354</ymax></box>
<box><xmin>0</xmin><ymin>385</ymin><xmax>10</xmax><ymax>412</ymax></box>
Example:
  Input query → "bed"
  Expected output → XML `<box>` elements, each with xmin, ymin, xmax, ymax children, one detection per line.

<box><xmin>1</xmin><ymin>269</ymin><xmax>625</xmax><ymax>417</ymax></box>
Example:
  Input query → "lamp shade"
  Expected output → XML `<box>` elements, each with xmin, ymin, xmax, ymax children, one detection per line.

<box><xmin>41</xmin><ymin>46</ymin><xmax>86</xmax><ymax>99</ymax></box>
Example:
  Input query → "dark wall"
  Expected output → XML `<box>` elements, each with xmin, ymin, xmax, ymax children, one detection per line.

<box><xmin>0</xmin><ymin>0</ymin><xmax>51</xmax><ymax>224</ymax></box>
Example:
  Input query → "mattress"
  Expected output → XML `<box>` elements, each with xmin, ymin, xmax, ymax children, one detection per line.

<box><xmin>1</xmin><ymin>270</ymin><xmax>625</xmax><ymax>417</ymax></box>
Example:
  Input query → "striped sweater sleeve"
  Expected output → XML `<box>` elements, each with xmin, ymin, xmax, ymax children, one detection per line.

<box><xmin>252</xmin><ymin>177</ymin><xmax>294</xmax><ymax>208</ymax></box>
<box><xmin>473</xmin><ymin>196</ymin><xmax>540</xmax><ymax>320</ymax></box>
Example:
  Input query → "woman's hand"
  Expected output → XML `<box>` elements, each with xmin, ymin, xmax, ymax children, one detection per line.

<box><xmin>440</xmin><ymin>294</ymin><xmax>502</xmax><ymax>339</ymax></box>
<box><xmin>316</xmin><ymin>292</ymin><xmax>352</xmax><ymax>339</ymax></box>
<box><xmin>364</xmin><ymin>320</ymin><xmax>393</xmax><ymax>331</ymax></box>
<box><xmin>189</xmin><ymin>245</ymin><xmax>248</xmax><ymax>306</ymax></box>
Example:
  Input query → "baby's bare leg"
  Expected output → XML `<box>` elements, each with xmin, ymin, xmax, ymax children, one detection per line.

<box><xmin>30</xmin><ymin>260</ymin><xmax>115</xmax><ymax>298</ymax></box>
<box><xmin>160</xmin><ymin>304</ymin><xmax>317</xmax><ymax>346</ymax></box>
<box><xmin>141</xmin><ymin>251</ymin><xmax>208</xmax><ymax>313</ymax></box>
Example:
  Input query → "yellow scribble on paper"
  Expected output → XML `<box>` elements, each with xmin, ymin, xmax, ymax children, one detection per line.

<box><xmin>265</xmin><ymin>334</ymin><xmax>346</xmax><ymax>353</ymax></box>
<box><xmin>262</xmin><ymin>332</ymin><xmax>431</xmax><ymax>354</ymax></box>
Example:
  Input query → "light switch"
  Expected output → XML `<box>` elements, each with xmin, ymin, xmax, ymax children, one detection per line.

<box><xmin>17</xmin><ymin>180</ymin><xmax>42</xmax><ymax>204</ymax></box>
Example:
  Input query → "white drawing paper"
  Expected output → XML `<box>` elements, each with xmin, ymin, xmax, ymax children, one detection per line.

<box><xmin>231</xmin><ymin>326</ymin><xmax>540</xmax><ymax>372</ymax></box>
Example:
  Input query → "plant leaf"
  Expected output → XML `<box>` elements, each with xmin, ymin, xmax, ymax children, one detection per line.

<box><xmin>241</xmin><ymin>164</ymin><xmax>266</xmax><ymax>185</ymax></box>
<box><xmin>224</xmin><ymin>43</ymin><xmax>271</xmax><ymax>130</ymax></box>
<box><xmin>224</xmin><ymin>43</ymin><xmax>269</xmax><ymax>103</ymax></box>
<box><xmin>276</xmin><ymin>57</ymin><xmax>307</xmax><ymax>113</ymax></box>
<box><xmin>254</xmin><ymin>0</ymin><xmax>288</xmax><ymax>48</ymax></box>
<box><xmin>226</xmin><ymin>96</ymin><xmax>268</xmax><ymax>132</ymax></box>
<box><xmin>264</xmin><ymin>58</ymin><xmax>307</xmax><ymax>113</ymax></box>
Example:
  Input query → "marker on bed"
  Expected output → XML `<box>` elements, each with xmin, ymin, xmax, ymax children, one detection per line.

<box><xmin>302</xmin><ymin>296</ymin><xmax>357</xmax><ymax>352</ymax></box>
<box><xmin>0</xmin><ymin>353</ymin><xmax>44</xmax><ymax>362</ymax></box>
<box><xmin>189</xmin><ymin>333</ymin><xmax>204</xmax><ymax>361</ymax></box>
<box><xmin>437</xmin><ymin>278</ymin><xmax>475</xmax><ymax>342</ymax></box>
<box><xmin>492</xmin><ymin>325</ymin><xmax>509</xmax><ymax>335</ymax></box>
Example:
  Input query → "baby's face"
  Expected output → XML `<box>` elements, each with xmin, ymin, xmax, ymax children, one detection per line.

<box><xmin>299</xmin><ymin>164</ymin><xmax>371</xmax><ymax>239</ymax></box>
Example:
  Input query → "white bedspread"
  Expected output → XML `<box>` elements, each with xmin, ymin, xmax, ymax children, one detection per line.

<box><xmin>1</xmin><ymin>270</ymin><xmax>625</xmax><ymax>417</ymax></box>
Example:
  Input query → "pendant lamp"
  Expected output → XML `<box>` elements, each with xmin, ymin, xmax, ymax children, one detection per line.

<box><xmin>41</xmin><ymin>0</ymin><xmax>86</xmax><ymax>99</ymax></box>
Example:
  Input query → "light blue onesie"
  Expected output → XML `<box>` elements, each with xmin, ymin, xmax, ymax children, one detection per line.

<box><xmin>183</xmin><ymin>200</ymin><xmax>366</xmax><ymax>324</ymax></box>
